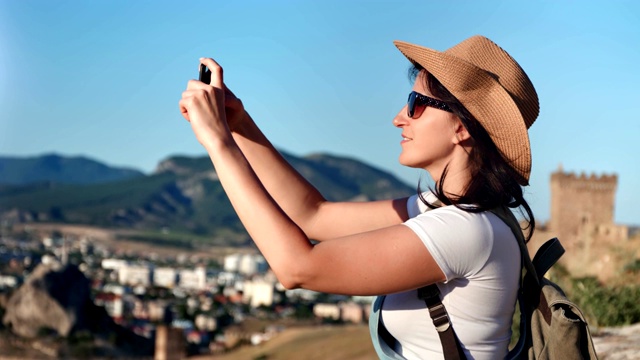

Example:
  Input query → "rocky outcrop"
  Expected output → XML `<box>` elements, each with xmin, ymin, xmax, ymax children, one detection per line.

<box><xmin>2</xmin><ymin>262</ymin><xmax>90</xmax><ymax>338</ymax></box>
<box><xmin>1</xmin><ymin>262</ymin><xmax>154</xmax><ymax>357</ymax></box>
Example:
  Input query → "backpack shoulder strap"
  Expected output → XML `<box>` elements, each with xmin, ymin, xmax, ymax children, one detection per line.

<box><xmin>490</xmin><ymin>207</ymin><xmax>566</xmax><ymax>283</ymax></box>
<box><xmin>489</xmin><ymin>207</ymin><xmax>540</xmax><ymax>285</ymax></box>
<box><xmin>417</xmin><ymin>284</ymin><xmax>466</xmax><ymax>360</ymax></box>
<box><xmin>531</xmin><ymin>237</ymin><xmax>565</xmax><ymax>279</ymax></box>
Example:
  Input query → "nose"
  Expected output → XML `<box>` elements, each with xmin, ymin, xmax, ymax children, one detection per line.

<box><xmin>393</xmin><ymin>106</ymin><xmax>409</xmax><ymax>128</ymax></box>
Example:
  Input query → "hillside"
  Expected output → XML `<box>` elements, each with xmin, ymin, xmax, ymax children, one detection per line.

<box><xmin>0</xmin><ymin>153</ymin><xmax>144</xmax><ymax>185</ymax></box>
<box><xmin>0</xmin><ymin>152</ymin><xmax>415</xmax><ymax>246</ymax></box>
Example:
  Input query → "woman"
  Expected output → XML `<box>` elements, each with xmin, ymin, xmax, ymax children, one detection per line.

<box><xmin>179</xmin><ymin>35</ymin><xmax>539</xmax><ymax>359</ymax></box>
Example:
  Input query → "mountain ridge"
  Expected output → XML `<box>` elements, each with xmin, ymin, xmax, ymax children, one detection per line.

<box><xmin>0</xmin><ymin>153</ymin><xmax>145</xmax><ymax>185</ymax></box>
<box><xmin>0</xmin><ymin>152</ymin><xmax>415</xmax><ymax>246</ymax></box>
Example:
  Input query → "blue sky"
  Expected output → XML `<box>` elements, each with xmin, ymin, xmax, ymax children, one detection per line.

<box><xmin>1</xmin><ymin>1</ymin><xmax>639</xmax><ymax>225</ymax></box>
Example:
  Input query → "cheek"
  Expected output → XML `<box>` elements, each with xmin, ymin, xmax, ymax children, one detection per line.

<box><xmin>422</xmin><ymin>137</ymin><xmax>453</xmax><ymax>159</ymax></box>
<box><xmin>419</xmin><ymin>121</ymin><xmax>456</xmax><ymax>152</ymax></box>
<box><xmin>420</xmin><ymin>115</ymin><xmax>451</xmax><ymax>137</ymax></box>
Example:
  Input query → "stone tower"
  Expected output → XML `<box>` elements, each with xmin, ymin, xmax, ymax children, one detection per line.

<box><xmin>540</xmin><ymin>165</ymin><xmax>632</xmax><ymax>280</ymax></box>
<box><xmin>549</xmin><ymin>165</ymin><xmax>627</xmax><ymax>254</ymax></box>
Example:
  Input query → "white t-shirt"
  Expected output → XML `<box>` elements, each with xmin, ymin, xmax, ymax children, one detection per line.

<box><xmin>380</xmin><ymin>193</ymin><xmax>520</xmax><ymax>359</ymax></box>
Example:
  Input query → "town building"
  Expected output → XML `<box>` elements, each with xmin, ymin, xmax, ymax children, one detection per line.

<box><xmin>313</xmin><ymin>303</ymin><xmax>340</xmax><ymax>320</ymax></box>
<box><xmin>178</xmin><ymin>266</ymin><xmax>207</xmax><ymax>291</ymax></box>
<box><xmin>224</xmin><ymin>253</ymin><xmax>268</xmax><ymax>276</ymax></box>
<box><xmin>118</xmin><ymin>264</ymin><xmax>152</xmax><ymax>287</ymax></box>
<box><xmin>242</xmin><ymin>278</ymin><xmax>275</xmax><ymax>307</ymax></box>
<box><xmin>154</xmin><ymin>267</ymin><xmax>178</xmax><ymax>288</ymax></box>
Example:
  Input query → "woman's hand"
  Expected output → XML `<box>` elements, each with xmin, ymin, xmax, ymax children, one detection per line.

<box><xmin>179</xmin><ymin>58</ymin><xmax>230</xmax><ymax>148</ymax></box>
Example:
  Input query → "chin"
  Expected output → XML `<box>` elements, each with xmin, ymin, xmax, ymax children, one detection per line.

<box><xmin>398</xmin><ymin>156</ymin><xmax>411</xmax><ymax>168</ymax></box>
<box><xmin>398</xmin><ymin>155</ymin><xmax>425</xmax><ymax>169</ymax></box>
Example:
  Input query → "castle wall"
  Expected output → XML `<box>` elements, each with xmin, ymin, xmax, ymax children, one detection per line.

<box><xmin>550</xmin><ymin>169</ymin><xmax>618</xmax><ymax>244</ymax></box>
<box><xmin>546</xmin><ymin>166</ymin><xmax>630</xmax><ymax>280</ymax></box>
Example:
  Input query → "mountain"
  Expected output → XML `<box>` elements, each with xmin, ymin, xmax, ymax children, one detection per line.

<box><xmin>0</xmin><ymin>153</ymin><xmax>145</xmax><ymax>185</ymax></box>
<box><xmin>0</xmin><ymin>151</ymin><xmax>415</xmax><ymax>246</ymax></box>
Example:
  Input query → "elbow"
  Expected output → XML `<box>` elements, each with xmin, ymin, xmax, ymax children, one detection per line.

<box><xmin>275</xmin><ymin>268</ymin><xmax>305</xmax><ymax>290</ymax></box>
<box><xmin>274</xmin><ymin>262</ymin><xmax>311</xmax><ymax>291</ymax></box>
<box><xmin>278</xmin><ymin>277</ymin><xmax>302</xmax><ymax>291</ymax></box>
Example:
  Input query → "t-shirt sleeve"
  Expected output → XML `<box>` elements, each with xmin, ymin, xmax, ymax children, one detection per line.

<box><xmin>403</xmin><ymin>207</ymin><xmax>494</xmax><ymax>282</ymax></box>
<box><xmin>406</xmin><ymin>191</ymin><xmax>438</xmax><ymax>218</ymax></box>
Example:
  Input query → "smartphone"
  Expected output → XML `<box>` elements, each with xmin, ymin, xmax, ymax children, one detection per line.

<box><xmin>199</xmin><ymin>63</ymin><xmax>211</xmax><ymax>84</ymax></box>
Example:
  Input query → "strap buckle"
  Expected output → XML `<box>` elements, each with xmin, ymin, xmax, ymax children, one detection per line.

<box><xmin>428</xmin><ymin>303</ymin><xmax>451</xmax><ymax>332</ymax></box>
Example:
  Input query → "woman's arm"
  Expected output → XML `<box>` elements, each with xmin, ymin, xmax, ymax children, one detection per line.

<box><xmin>179</xmin><ymin>59</ymin><xmax>444</xmax><ymax>295</ymax></box>
<box><xmin>223</xmin><ymin>84</ymin><xmax>410</xmax><ymax>241</ymax></box>
<box><xmin>207</xmin><ymin>136</ymin><xmax>444</xmax><ymax>294</ymax></box>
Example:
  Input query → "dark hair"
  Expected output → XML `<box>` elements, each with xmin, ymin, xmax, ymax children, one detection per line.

<box><xmin>410</xmin><ymin>66</ymin><xmax>535</xmax><ymax>242</ymax></box>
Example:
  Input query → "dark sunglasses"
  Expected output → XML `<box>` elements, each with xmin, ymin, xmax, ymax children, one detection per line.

<box><xmin>407</xmin><ymin>91</ymin><xmax>453</xmax><ymax>118</ymax></box>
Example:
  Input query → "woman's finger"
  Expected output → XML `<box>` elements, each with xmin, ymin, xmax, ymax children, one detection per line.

<box><xmin>179</xmin><ymin>98</ymin><xmax>191</xmax><ymax>122</ymax></box>
<box><xmin>186</xmin><ymin>79</ymin><xmax>211</xmax><ymax>92</ymax></box>
<box><xmin>200</xmin><ymin>57</ymin><xmax>224</xmax><ymax>89</ymax></box>
<box><xmin>179</xmin><ymin>89</ymin><xmax>205</xmax><ymax>121</ymax></box>
<box><xmin>181</xmin><ymin>89</ymin><xmax>192</xmax><ymax>99</ymax></box>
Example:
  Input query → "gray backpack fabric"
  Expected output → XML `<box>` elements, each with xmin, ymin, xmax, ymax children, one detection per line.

<box><xmin>368</xmin><ymin>207</ymin><xmax>599</xmax><ymax>359</ymax></box>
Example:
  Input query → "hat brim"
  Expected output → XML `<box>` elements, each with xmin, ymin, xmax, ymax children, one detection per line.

<box><xmin>394</xmin><ymin>40</ymin><xmax>531</xmax><ymax>185</ymax></box>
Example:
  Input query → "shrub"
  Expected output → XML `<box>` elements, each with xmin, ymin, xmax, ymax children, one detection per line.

<box><xmin>623</xmin><ymin>259</ymin><xmax>640</xmax><ymax>274</ymax></box>
<box><xmin>569</xmin><ymin>277</ymin><xmax>640</xmax><ymax>326</ymax></box>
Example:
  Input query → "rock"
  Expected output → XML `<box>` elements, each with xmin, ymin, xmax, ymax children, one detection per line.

<box><xmin>2</xmin><ymin>262</ymin><xmax>91</xmax><ymax>338</ymax></box>
<box><xmin>1</xmin><ymin>261</ymin><xmax>154</xmax><ymax>357</ymax></box>
<box><xmin>593</xmin><ymin>323</ymin><xmax>640</xmax><ymax>359</ymax></box>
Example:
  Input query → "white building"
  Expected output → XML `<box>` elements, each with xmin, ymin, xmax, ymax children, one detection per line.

<box><xmin>313</xmin><ymin>303</ymin><xmax>341</xmax><ymax>320</ymax></box>
<box><xmin>242</xmin><ymin>278</ymin><xmax>275</xmax><ymax>308</ymax></box>
<box><xmin>0</xmin><ymin>275</ymin><xmax>18</xmax><ymax>288</ymax></box>
<box><xmin>285</xmin><ymin>288</ymin><xmax>320</xmax><ymax>301</ymax></box>
<box><xmin>195</xmin><ymin>314</ymin><xmax>217</xmax><ymax>331</ymax></box>
<box><xmin>224</xmin><ymin>253</ymin><xmax>268</xmax><ymax>276</ymax></box>
<box><xmin>216</xmin><ymin>271</ymin><xmax>242</xmax><ymax>286</ymax></box>
<box><xmin>179</xmin><ymin>266</ymin><xmax>207</xmax><ymax>291</ymax></box>
<box><xmin>102</xmin><ymin>283</ymin><xmax>126</xmax><ymax>295</ymax></box>
<box><xmin>118</xmin><ymin>264</ymin><xmax>151</xmax><ymax>286</ymax></box>
<box><xmin>95</xmin><ymin>293</ymin><xmax>124</xmax><ymax>319</ymax></box>
<box><xmin>340</xmin><ymin>302</ymin><xmax>365</xmax><ymax>323</ymax></box>
<box><xmin>101</xmin><ymin>258</ymin><xmax>128</xmax><ymax>271</ymax></box>
<box><xmin>154</xmin><ymin>267</ymin><xmax>178</xmax><ymax>288</ymax></box>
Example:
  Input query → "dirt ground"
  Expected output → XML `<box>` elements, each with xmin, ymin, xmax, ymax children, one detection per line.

<box><xmin>193</xmin><ymin>324</ymin><xmax>377</xmax><ymax>360</ymax></box>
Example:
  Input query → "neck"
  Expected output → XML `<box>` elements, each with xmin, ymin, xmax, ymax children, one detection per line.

<box><xmin>429</xmin><ymin>150</ymin><xmax>472</xmax><ymax>199</ymax></box>
<box><xmin>438</xmin><ymin>169</ymin><xmax>471</xmax><ymax>199</ymax></box>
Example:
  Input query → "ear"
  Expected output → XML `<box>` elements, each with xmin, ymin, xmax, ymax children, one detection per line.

<box><xmin>451</xmin><ymin>119</ymin><xmax>471</xmax><ymax>145</ymax></box>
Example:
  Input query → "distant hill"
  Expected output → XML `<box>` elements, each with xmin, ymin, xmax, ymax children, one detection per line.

<box><xmin>0</xmin><ymin>153</ymin><xmax>145</xmax><ymax>185</ymax></box>
<box><xmin>0</xmin><ymin>151</ymin><xmax>414</xmax><ymax>246</ymax></box>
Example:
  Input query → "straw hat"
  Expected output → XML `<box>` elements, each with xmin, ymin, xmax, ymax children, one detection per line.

<box><xmin>394</xmin><ymin>35</ymin><xmax>539</xmax><ymax>185</ymax></box>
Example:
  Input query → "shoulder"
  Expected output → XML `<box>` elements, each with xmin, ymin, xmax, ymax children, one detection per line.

<box><xmin>405</xmin><ymin>205</ymin><xmax>494</xmax><ymax>238</ymax></box>
<box><xmin>403</xmin><ymin>206</ymin><xmax>504</xmax><ymax>280</ymax></box>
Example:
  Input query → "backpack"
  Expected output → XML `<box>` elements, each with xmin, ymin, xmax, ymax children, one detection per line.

<box><xmin>369</xmin><ymin>207</ymin><xmax>599</xmax><ymax>359</ymax></box>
